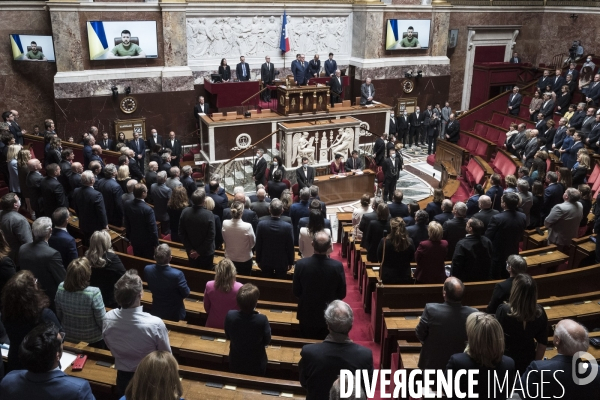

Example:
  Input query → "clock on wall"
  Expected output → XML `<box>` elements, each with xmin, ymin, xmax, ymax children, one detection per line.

<box><xmin>120</xmin><ymin>96</ymin><xmax>138</xmax><ymax>114</ymax></box>
<box><xmin>401</xmin><ymin>79</ymin><xmax>414</xmax><ymax>94</ymax></box>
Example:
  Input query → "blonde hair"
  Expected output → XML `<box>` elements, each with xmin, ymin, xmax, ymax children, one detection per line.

<box><xmin>579</xmin><ymin>154</ymin><xmax>591</xmax><ymax>169</ymax></box>
<box><xmin>214</xmin><ymin>258</ymin><xmax>237</xmax><ymax>292</ymax></box>
<box><xmin>117</xmin><ymin>165</ymin><xmax>130</xmax><ymax>181</ymax></box>
<box><xmin>507</xmin><ymin>274</ymin><xmax>542</xmax><ymax>322</ymax></box>
<box><xmin>63</xmin><ymin>257</ymin><xmax>91</xmax><ymax>292</ymax></box>
<box><xmin>204</xmin><ymin>196</ymin><xmax>215</xmax><ymax>211</ymax></box>
<box><xmin>124</xmin><ymin>351</ymin><xmax>183</xmax><ymax>400</ymax></box>
<box><xmin>427</xmin><ymin>221</ymin><xmax>443</xmax><ymax>242</ymax></box>
<box><xmin>505</xmin><ymin>175</ymin><xmax>517</xmax><ymax>188</ymax></box>
<box><xmin>17</xmin><ymin>149</ymin><xmax>31</xmax><ymax>168</ymax></box>
<box><xmin>230</xmin><ymin>201</ymin><xmax>244</xmax><ymax>219</ymax></box>
<box><xmin>464</xmin><ymin>312</ymin><xmax>505</xmax><ymax>368</ymax></box>
<box><xmin>85</xmin><ymin>230</ymin><xmax>113</xmax><ymax>268</ymax></box>
<box><xmin>6</xmin><ymin>144</ymin><xmax>22</xmax><ymax>161</ymax></box>
<box><xmin>386</xmin><ymin>217</ymin><xmax>410</xmax><ymax>252</ymax></box>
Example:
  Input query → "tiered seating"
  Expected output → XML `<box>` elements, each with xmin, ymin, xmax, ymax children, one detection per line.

<box><xmin>490</xmin><ymin>148</ymin><xmax>521</xmax><ymax>181</ymax></box>
<box><xmin>456</xmin><ymin>131</ymin><xmax>496</xmax><ymax>160</ymax></box>
<box><xmin>490</xmin><ymin>111</ymin><xmax>534</xmax><ymax>131</ymax></box>
<box><xmin>471</xmin><ymin>121</ymin><xmax>507</xmax><ymax>148</ymax></box>
<box><xmin>453</xmin><ymin>156</ymin><xmax>493</xmax><ymax>202</ymax></box>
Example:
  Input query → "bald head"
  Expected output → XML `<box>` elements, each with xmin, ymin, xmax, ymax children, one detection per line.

<box><xmin>554</xmin><ymin>319</ymin><xmax>589</xmax><ymax>356</ymax></box>
<box><xmin>478</xmin><ymin>195</ymin><xmax>492</xmax><ymax>210</ymax></box>
<box><xmin>27</xmin><ymin>158</ymin><xmax>41</xmax><ymax>172</ymax></box>
<box><xmin>443</xmin><ymin>277</ymin><xmax>464</xmax><ymax>302</ymax></box>
<box><xmin>312</xmin><ymin>230</ymin><xmax>332</xmax><ymax>254</ymax></box>
<box><xmin>257</xmin><ymin>188</ymin><xmax>266</xmax><ymax>201</ymax></box>
<box><xmin>148</xmin><ymin>161</ymin><xmax>158</xmax><ymax>172</ymax></box>
<box><xmin>71</xmin><ymin>162</ymin><xmax>83</xmax><ymax>174</ymax></box>
<box><xmin>233</xmin><ymin>192</ymin><xmax>246</xmax><ymax>203</ymax></box>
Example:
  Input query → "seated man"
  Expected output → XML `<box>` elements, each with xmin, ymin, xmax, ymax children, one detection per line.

<box><xmin>108</xmin><ymin>30</ymin><xmax>146</xmax><ymax>59</ymax></box>
<box><xmin>0</xmin><ymin>322</ymin><xmax>94</xmax><ymax>399</ymax></box>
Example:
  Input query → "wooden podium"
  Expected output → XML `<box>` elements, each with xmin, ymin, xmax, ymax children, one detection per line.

<box><xmin>276</xmin><ymin>85</ymin><xmax>330</xmax><ymax>116</ymax></box>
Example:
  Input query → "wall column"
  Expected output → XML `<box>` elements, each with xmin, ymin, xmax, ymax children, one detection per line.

<box><xmin>160</xmin><ymin>1</ymin><xmax>194</xmax><ymax>92</ymax></box>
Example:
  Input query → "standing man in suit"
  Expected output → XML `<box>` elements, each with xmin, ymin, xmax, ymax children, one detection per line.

<box><xmin>569</xmin><ymin>103</ymin><xmax>586</xmax><ymax>129</ymax></box>
<box><xmin>415</xmin><ymin>277</ymin><xmax>478</xmax><ymax>370</ymax></box>
<box><xmin>97</xmin><ymin>164</ymin><xmax>124</xmax><ymax>227</ymax></box>
<box><xmin>388</xmin><ymin>190</ymin><xmax>409</xmax><ymax>218</ymax></box>
<box><xmin>40</xmin><ymin>163</ymin><xmax>69</xmax><ymax>218</ymax></box>
<box><xmin>586</xmin><ymin>74</ymin><xmax>600</xmax><ymax>106</ymax></box>
<box><xmin>551</xmin><ymin>68</ymin><xmax>566</xmax><ymax>96</ymax></box>
<box><xmin>193</xmin><ymin>96</ymin><xmax>210</xmax><ymax>125</ymax></box>
<box><xmin>144</xmin><ymin>244</ymin><xmax>190</xmax><ymax>322</ymax></box>
<box><xmin>72</xmin><ymin>171</ymin><xmax>108</xmax><ymax>245</ymax></box>
<box><xmin>360</xmin><ymin>77</ymin><xmax>375</xmax><ymax>105</ymax></box>
<box><xmin>442</xmin><ymin>202</ymin><xmax>468</xmax><ymax>260</ymax></box>
<box><xmin>522</xmin><ymin>129</ymin><xmax>539</xmax><ymax>168</ymax></box>
<box><xmin>82</xmin><ymin>136</ymin><xmax>94</xmax><ymax>170</ymax></box>
<box><xmin>260</xmin><ymin>56</ymin><xmax>275</xmax><ymax>102</ymax></box>
<box><xmin>486</xmin><ymin>254</ymin><xmax>527</xmax><ymax>314</ymax></box>
<box><xmin>128</xmin><ymin>131</ymin><xmax>146</xmax><ymax>171</ymax></box>
<box><xmin>295</xmin><ymin>157</ymin><xmax>315</xmax><ymax>190</ymax></box>
<box><xmin>26</xmin><ymin>158</ymin><xmax>44</xmax><ymax>218</ymax></box>
<box><xmin>324</xmin><ymin>53</ymin><xmax>337</xmax><ymax>77</ymax></box>
<box><xmin>388</xmin><ymin>110</ymin><xmax>398</xmax><ymax>138</ymax></box>
<box><xmin>0</xmin><ymin>323</ymin><xmax>94</xmax><ymax>400</ymax></box>
<box><xmin>440</xmin><ymin>101</ymin><xmax>451</xmax><ymax>140</ymax></box>
<box><xmin>179</xmin><ymin>189</ymin><xmax>215</xmax><ymax>269</ymax></box>
<box><xmin>328</xmin><ymin>70</ymin><xmax>343</xmax><ymax>107</ymax></box>
<box><xmin>542</xmin><ymin>171</ymin><xmax>564</xmax><ymax>221</ymax></box>
<box><xmin>451</xmin><ymin>218</ymin><xmax>493</xmax><ymax>282</ymax></box>
<box><xmin>99</xmin><ymin>132</ymin><xmax>114</xmax><ymax>151</ymax></box>
<box><xmin>19</xmin><ymin>217</ymin><xmax>65</xmax><ymax>310</ymax></box>
<box><xmin>255</xmin><ymin>199</ymin><xmax>294</xmax><ymax>278</ymax></box>
<box><xmin>445</xmin><ymin>113</ymin><xmax>460</xmax><ymax>144</ymax></box>
<box><xmin>48</xmin><ymin>207</ymin><xmax>78</xmax><ymax>269</ymax></box>
<box><xmin>0</xmin><ymin>193</ymin><xmax>32</xmax><ymax>266</ymax></box>
<box><xmin>299</xmin><ymin>301</ymin><xmax>373</xmax><ymax>400</ymax></box>
<box><xmin>544</xmin><ymin>188</ymin><xmax>583</xmax><ymax>253</ymax></box>
<box><xmin>236</xmin><ymin>55</ymin><xmax>250</xmax><ymax>81</ymax></box>
<box><xmin>308</xmin><ymin>54</ymin><xmax>321</xmax><ymax>79</ymax></box>
<box><xmin>291</xmin><ymin>54</ymin><xmax>309</xmax><ymax>86</ymax></box>
<box><xmin>373</xmin><ymin>133</ymin><xmax>387</xmax><ymax>166</ymax></box>
<box><xmin>581</xmin><ymin>107</ymin><xmax>597</xmax><ymax>138</ymax></box>
<box><xmin>540</xmin><ymin>92</ymin><xmax>555</xmax><ymax>119</ymax></box>
<box><xmin>507</xmin><ymin>86</ymin><xmax>522</xmax><ymax>116</ymax></box>
<box><xmin>471</xmin><ymin>195</ymin><xmax>498</xmax><ymax>232</ymax></box>
<box><xmin>521</xmin><ymin>319</ymin><xmax>600</xmax><ymax>398</ymax></box>
<box><xmin>290</xmin><ymin>188</ymin><xmax>311</xmax><ymax>245</ymax></box>
<box><xmin>124</xmin><ymin>183</ymin><xmax>159</xmax><ymax>259</ymax></box>
<box><xmin>293</xmin><ymin>231</ymin><xmax>346</xmax><ymax>339</ymax></box>
<box><xmin>537</xmin><ymin>69</ymin><xmax>551</xmax><ymax>93</ymax></box>
<box><xmin>409</xmin><ymin>106</ymin><xmax>423</xmax><ymax>147</ymax></box>
<box><xmin>146</xmin><ymin>128</ymin><xmax>163</xmax><ymax>150</ymax></box>
<box><xmin>382</xmin><ymin>147</ymin><xmax>402</xmax><ymax>202</ymax></box>
<box><xmin>509</xmin><ymin>51</ymin><xmax>521</xmax><ymax>63</ymax></box>
<box><xmin>252</xmin><ymin>149</ymin><xmax>267</xmax><ymax>188</ymax></box>
<box><xmin>565</xmin><ymin>62</ymin><xmax>579</xmax><ymax>81</ymax></box>
<box><xmin>151</xmin><ymin>171</ymin><xmax>172</xmax><ymax>235</ymax></box>
<box><xmin>485</xmin><ymin>192</ymin><xmax>527</xmax><ymax>279</ymax></box>
<box><xmin>2</xmin><ymin>110</ymin><xmax>24</xmax><ymax>145</ymax></box>
<box><xmin>397</xmin><ymin>109</ymin><xmax>410</xmax><ymax>146</ymax></box>
<box><xmin>164</xmin><ymin>131</ymin><xmax>182</xmax><ymax>167</ymax></box>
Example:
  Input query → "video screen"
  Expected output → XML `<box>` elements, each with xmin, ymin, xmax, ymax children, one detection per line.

<box><xmin>87</xmin><ymin>21</ymin><xmax>158</xmax><ymax>60</ymax></box>
<box><xmin>10</xmin><ymin>34</ymin><xmax>56</xmax><ymax>62</ymax></box>
<box><xmin>385</xmin><ymin>20</ymin><xmax>431</xmax><ymax>50</ymax></box>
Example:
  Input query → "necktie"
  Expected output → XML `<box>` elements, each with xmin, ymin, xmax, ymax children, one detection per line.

<box><xmin>104</xmin><ymin>140</ymin><xmax>107</xmax><ymax>147</ymax></box>
<box><xmin>137</xmin><ymin>139</ymin><xmax>140</xmax><ymax>149</ymax></box>
<box><xmin>242</xmin><ymin>64</ymin><xmax>246</xmax><ymax>76</ymax></box>
<box><xmin>368</xmin><ymin>86</ymin><xmax>371</xmax><ymax>97</ymax></box>
<box><xmin>353</xmin><ymin>159</ymin><xmax>355</xmax><ymax>169</ymax></box>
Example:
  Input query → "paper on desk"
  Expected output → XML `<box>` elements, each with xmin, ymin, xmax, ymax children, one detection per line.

<box><xmin>354</xmin><ymin>171</ymin><xmax>364</xmax><ymax>175</ymax></box>
<box><xmin>61</xmin><ymin>351</ymin><xmax>78</xmax><ymax>371</ymax></box>
<box><xmin>0</xmin><ymin>344</ymin><xmax>8</xmax><ymax>358</ymax></box>
<box><xmin>372</xmin><ymin>101</ymin><xmax>381</xmax><ymax>105</ymax></box>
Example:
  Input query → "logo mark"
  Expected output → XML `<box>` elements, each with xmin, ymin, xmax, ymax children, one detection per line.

<box><xmin>572</xmin><ymin>351</ymin><xmax>599</xmax><ymax>386</ymax></box>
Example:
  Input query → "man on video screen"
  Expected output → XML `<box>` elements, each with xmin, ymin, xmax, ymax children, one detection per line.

<box><xmin>25</xmin><ymin>41</ymin><xmax>46</xmax><ymax>61</ymax></box>
<box><xmin>108</xmin><ymin>30</ymin><xmax>146</xmax><ymax>59</ymax></box>
<box><xmin>399</xmin><ymin>26</ymin><xmax>421</xmax><ymax>49</ymax></box>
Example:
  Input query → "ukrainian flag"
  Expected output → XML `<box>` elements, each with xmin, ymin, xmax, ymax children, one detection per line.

<box><xmin>10</xmin><ymin>34</ymin><xmax>23</xmax><ymax>60</ymax></box>
<box><xmin>386</xmin><ymin>20</ymin><xmax>399</xmax><ymax>50</ymax></box>
<box><xmin>87</xmin><ymin>21</ymin><xmax>109</xmax><ymax>60</ymax></box>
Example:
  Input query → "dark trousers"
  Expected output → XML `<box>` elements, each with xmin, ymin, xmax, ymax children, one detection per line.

<box><xmin>331</xmin><ymin>94</ymin><xmax>340</xmax><ymax>107</ymax></box>
<box><xmin>261</xmin><ymin>267</ymin><xmax>289</xmax><ymax>279</ymax></box>
<box><xmin>409</xmin><ymin>126</ymin><xmax>421</xmax><ymax>146</ymax></box>
<box><xmin>300</xmin><ymin>323</ymin><xmax>329</xmax><ymax>340</ymax></box>
<box><xmin>383</xmin><ymin>178</ymin><xmax>397</xmax><ymax>202</ymax></box>
<box><xmin>427</xmin><ymin>135</ymin><xmax>437</xmax><ymax>155</ymax></box>
<box><xmin>116</xmin><ymin>370</ymin><xmax>136</xmax><ymax>397</ymax></box>
<box><xmin>133</xmin><ymin>245</ymin><xmax>155</xmax><ymax>260</ymax></box>
<box><xmin>399</xmin><ymin>129</ymin><xmax>409</xmax><ymax>146</ymax></box>
<box><xmin>262</xmin><ymin>83</ymin><xmax>272</xmax><ymax>101</ymax></box>
<box><xmin>233</xmin><ymin>259</ymin><xmax>253</xmax><ymax>276</ymax></box>
<box><xmin>189</xmin><ymin>253</ymin><xmax>214</xmax><ymax>270</ymax></box>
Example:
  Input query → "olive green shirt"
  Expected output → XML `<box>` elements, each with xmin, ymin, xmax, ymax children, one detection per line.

<box><xmin>26</xmin><ymin>50</ymin><xmax>45</xmax><ymax>60</ymax></box>
<box><xmin>399</xmin><ymin>36</ymin><xmax>420</xmax><ymax>48</ymax></box>
<box><xmin>111</xmin><ymin>42</ymin><xmax>143</xmax><ymax>57</ymax></box>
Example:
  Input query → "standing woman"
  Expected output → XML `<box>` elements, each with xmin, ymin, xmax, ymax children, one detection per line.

<box><xmin>528</xmin><ymin>181</ymin><xmax>544</xmax><ymax>229</ymax></box>
<box><xmin>221</xmin><ymin>201</ymin><xmax>255</xmax><ymax>275</ymax></box>
<box><xmin>572</xmin><ymin>151</ymin><xmax>590</xmax><ymax>187</ymax></box>
<box><xmin>219</xmin><ymin>58</ymin><xmax>231</xmax><ymax>81</ymax></box>
<box><xmin>268</xmin><ymin>155</ymin><xmax>286</xmax><ymax>182</ymax></box>
<box><xmin>558</xmin><ymin>166</ymin><xmax>572</xmax><ymax>192</ymax></box>
<box><xmin>528</xmin><ymin>90</ymin><xmax>543</xmax><ymax>121</ymax></box>
<box><xmin>87</xmin><ymin>230</ymin><xmax>126</xmax><ymax>308</ymax></box>
<box><xmin>167</xmin><ymin>186</ymin><xmax>189</xmax><ymax>243</ymax></box>
<box><xmin>117</xmin><ymin>165</ymin><xmax>131</xmax><ymax>193</ymax></box>
<box><xmin>46</xmin><ymin>137</ymin><xmax>62</xmax><ymax>166</ymax></box>
<box><xmin>363</xmin><ymin>203</ymin><xmax>391</xmax><ymax>263</ymax></box>
<box><xmin>377</xmin><ymin>217</ymin><xmax>415</xmax><ymax>284</ymax></box>
<box><xmin>299</xmin><ymin>209</ymin><xmax>333</xmax><ymax>258</ymax></box>
<box><xmin>6</xmin><ymin>144</ymin><xmax>22</xmax><ymax>195</ymax></box>
<box><xmin>414</xmin><ymin>221</ymin><xmax>448</xmax><ymax>284</ymax></box>
<box><xmin>496</xmin><ymin>273</ymin><xmax>548</xmax><ymax>373</ymax></box>
<box><xmin>555</xmin><ymin>85</ymin><xmax>571</xmax><ymax>115</ymax></box>
<box><xmin>17</xmin><ymin>148</ymin><xmax>32</xmax><ymax>216</ymax></box>
<box><xmin>116</xmin><ymin>131</ymin><xmax>127</xmax><ymax>148</ymax></box>
<box><xmin>204</xmin><ymin>258</ymin><xmax>243</xmax><ymax>329</ymax></box>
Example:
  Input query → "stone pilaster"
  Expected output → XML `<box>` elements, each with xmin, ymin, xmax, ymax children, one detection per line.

<box><xmin>49</xmin><ymin>10</ymin><xmax>85</xmax><ymax>73</ymax></box>
<box><xmin>430</xmin><ymin>10</ymin><xmax>451</xmax><ymax>57</ymax></box>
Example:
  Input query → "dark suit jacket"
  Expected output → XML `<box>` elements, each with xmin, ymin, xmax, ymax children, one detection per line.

<box><xmin>128</xmin><ymin>158</ymin><xmax>144</xmax><ymax>180</ymax></box>
<box><xmin>299</xmin><ymin>340</ymin><xmax>373</xmax><ymax>400</ymax></box>
<box><xmin>407</xmin><ymin>222</ymin><xmax>429</xmax><ymax>250</ymax></box>
<box><xmin>206</xmin><ymin>191</ymin><xmax>228</xmax><ymax>220</ymax></box>
<box><xmin>471</xmin><ymin>208</ymin><xmax>499</xmax><ymax>231</ymax></box>
<box><xmin>324</xmin><ymin>59</ymin><xmax>337</xmax><ymax>77</ymax></box>
<box><xmin>551</xmin><ymin>75</ymin><xmax>566</xmax><ymax>93</ymax></box>
<box><xmin>250</xmin><ymin>200</ymin><xmax>270</xmax><ymax>219</ymax></box>
<box><xmin>259</xmin><ymin>214</ymin><xmax>292</xmax><ymax>225</ymax></box>
<box><xmin>485</xmin><ymin>185</ymin><xmax>504</xmax><ymax>212</ymax></box>
<box><xmin>164</xmin><ymin>139</ymin><xmax>182</xmax><ymax>162</ymax></box>
<box><xmin>588</xmin><ymin>81</ymin><xmax>600</xmax><ymax>104</ymax></box>
<box><xmin>146</xmin><ymin>134</ymin><xmax>163</xmax><ymax>149</ymax></box>
<box><xmin>99</xmin><ymin>138</ymin><xmax>114</xmax><ymax>151</ymax></box>
<box><xmin>26</xmin><ymin>171</ymin><xmax>44</xmax><ymax>215</ymax></box>
<box><xmin>253</xmin><ymin>157</ymin><xmax>267</xmax><ymax>185</ymax></box>
<box><xmin>0</xmin><ymin>369</ymin><xmax>93</xmax><ymax>400</ymax></box>
<box><xmin>144</xmin><ymin>263</ymin><xmax>190</xmax><ymax>321</ymax></box>
<box><xmin>537</xmin><ymin>76</ymin><xmax>551</xmax><ymax>93</ymax></box>
<box><xmin>509</xmin><ymin>57</ymin><xmax>522</xmax><ymax>63</ymax></box>
<box><xmin>447</xmin><ymin>353</ymin><xmax>515</xmax><ymax>400</ymax></box>
<box><xmin>73</xmin><ymin>186</ymin><xmax>108</xmax><ymax>238</ymax></box>
<box><xmin>40</xmin><ymin>177</ymin><xmax>68</xmax><ymax>217</ymax></box>
<box><xmin>344</xmin><ymin>157</ymin><xmax>363</xmax><ymax>171</ymax></box>
<box><xmin>382</xmin><ymin>156</ymin><xmax>402</xmax><ymax>182</ymax></box>
<box><xmin>388</xmin><ymin>202</ymin><xmax>409</xmax><ymax>218</ymax></box>
<box><xmin>19</xmin><ymin>240</ymin><xmax>65</xmax><ymax>308</ymax></box>
<box><xmin>267</xmin><ymin>180</ymin><xmax>287</xmax><ymax>199</ymax></box>
<box><xmin>236</xmin><ymin>62</ymin><xmax>251</xmax><ymax>81</ymax></box>
<box><xmin>507</xmin><ymin>93</ymin><xmax>522</xmax><ymax>115</ymax></box>
<box><xmin>224</xmin><ymin>310</ymin><xmax>271</xmax><ymax>376</ymax></box>
<box><xmin>446</xmin><ymin>120</ymin><xmax>460</xmax><ymax>143</ymax></box>
<box><xmin>451</xmin><ymin>234</ymin><xmax>493</xmax><ymax>282</ymax></box>
<box><xmin>540</xmin><ymin>99</ymin><xmax>555</xmax><ymax>118</ymax></box>
<box><xmin>307</xmin><ymin>59</ymin><xmax>320</xmax><ymax>77</ymax></box>
<box><xmin>443</xmin><ymin>217</ymin><xmax>467</xmax><ymax>260</ymax></box>
<box><xmin>486</xmin><ymin>276</ymin><xmax>514</xmax><ymax>314</ymax></box>
<box><xmin>520</xmin><ymin>354</ymin><xmax>600</xmax><ymax>398</ymax></box>
<box><xmin>373</xmin><ymin>137</ymin><xmax>386</xmax><ymax>166</ymax></box>
<box><xmin>485</xmin><ymin>210</ymin><xmax>527</xmax><ymax>271</ymax></box>
<box><xmin>291</xmin><ymin>60</ymin><xmax>309</xmax><ymax>85</ymax></box>
<box><xmin>542</xmin><ymin>183</ymin><xmax>564</xmax><ymax>219</ymax></box>
<box><xmin>181</xmin><ymin>175</ymin><xmax>197</xmax><ymax>199</ymax></box>
<box><xmin>415</xmin><ymin>301</ymin><xmax>478</xmax><ymax>370</ymax></box>
<box><xmin>290</xmin><ymin>201</ymin><xmax>310</xmax><ymax>245</ymax></box>
<box><xmin>569</xmin><ymin>110</ymin><xmax>585</xmax><ymax>129</ymax></box>
<box><xmin>388</xmin><ymin>117</ymin><xmax>398</xmax><ymax>135</ymax></box>
<box><xmin>8</xmin><ymin>121</ymin><xmax>23</xmax><ymax>145</ymax></box>
<box><xmin>565</xmin><ymin>68</ymin><xmax>579</xmax><ymax>80</ymax></box>
<box><xmin>48</xmin><ymin>228</ymin><xmax>78</xmax><ymax>269</ymax></box>
<box><xmin>261</xmin><ymin>62</ymin><xmax>275</xmax><ymax>84</ymax></box>
<box><xmin>433</xmin><ymin>211</ymin><xmax>453</xmax><ymax>226</ymax></box>
<box><xmin>359</xmin><ymin>83</ymin><xmax>375</xmax><ymax>105</ymax></box>
<box><xmin>293</xmin><ymin>254</ymin><xmax>346</xmax><ymax>336</ymax></box>
<box><xmin>124</xmin><ymin>199</ymin><xmax>159</xmax><ymax>255</ymax></box>
<box><xmin>194</xmin><ymin>103</ymin><xmax>210</xmax><ymax>119</ymax></box>
<box><xmin>83</xmin><ymin>145</ymin><xmax>92</xmax><ymax>169</ymax></box>
<box><xmin>97</xmin><ymin>178</ymin><xmax>124</xmax><ymax>227</ymax></box>
<box><xmin>255</xmin><ymin>217</ymin><xmax>294</xmax><ymax>271</ymax></box>
<box><xmin>179</xmin><ymin>205</ymin><xmax>215</xmax><ymax>255</ymax></box>
<box><xmin>223</xmin><ymin>208</ymin><xmax>258</xmax><ymax>233</ymax></box>
<box><xmin>295</xmin><ymin>166</ymin><xmax>315</xmax><ymax>190</ymax></box>
<box><xmin>328</xmin><ymin>75</ymin><xmax>343</xmax><ymax>98</ymax></box>
<box><xmin>218</xmin><ymin>65</ymin><xmax>231</xmax><ymax>81</ymax></box>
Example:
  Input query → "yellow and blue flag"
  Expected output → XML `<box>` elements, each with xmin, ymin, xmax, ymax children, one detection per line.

<box><xmin>10</xmin><ymin>34</ymin><xmax>23</xmax><ymax>60</ymax></box>
<box><xmin>87</xmin><ymin>21</ymin><xmax>109</xmax><ymax>60</ymax></box>
<box><xmin>386</xmin><ymin>20</ymin><xmax>399</xmax><ymax>50</ymax></box>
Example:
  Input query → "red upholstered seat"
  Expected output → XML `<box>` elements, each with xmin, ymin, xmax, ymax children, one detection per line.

<box><xmin>457</xmin><ymin>135</ymin><xmax>468</xmax><ymax>148</ymax></box>
<box><xmin>465</xmin><ymin>137</ymin><xmax>477</xmax><ymax>152</ymax></box>
<box><xmin>452</xmin><ymin>181</ymin><xmax>472</xmax><ymax>203</ymax></box>
<box><xmin>588</xmin><ymin>164</ymin><xmax>600</xmax><ymax>186</ymax></box>
<box><xmin>592</xmin><ymin>178</ymin><xmax>600</xmax><ymax>197</ymax></box>
<box><xmin>491</xmin><ymin>114</ymin><xmax>503</xmax><ymax>125</ymax></box>
<box><xmin>282</xmin><ymin>179</ymin><xmax>291</xmax><ymax>189</ymax></box>
<box><xmin>475</xmin><ymin>141</ymin><xmax>488</xmax><ymax>157</ymax></box>
<box><xmin>292</xmin><ymin>183</ymin><xmax>299</xmax><ymax>202</ymax></box>
<box><xmin>473</xmin><ymin>124</ymin><xmax>487</xmax><ymax>137</ymax></box>
<box><xmin>519</xmin><ymin>107</ymin><xmax>530</xmax><ymax>119</ymax></box>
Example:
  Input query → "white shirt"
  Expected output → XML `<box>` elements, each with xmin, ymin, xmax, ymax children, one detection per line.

<box><xmin>299</xmin><ymin>227</ymin><xmax>333</xmax><ymax>258</ymax></box>
<box><xmin>352</xmin><ymin>206</ymin><xmax>370</xmax><ymax>240</ymax></box>
<box><xmin>222</xmin><ymin>218</ymin><xmax>256</xmax><ymax>262</ymax></box>
<box><xmin>102</xmin><ymin>306</ymin><xmax>171</xmax><ymax>372</ymax></box>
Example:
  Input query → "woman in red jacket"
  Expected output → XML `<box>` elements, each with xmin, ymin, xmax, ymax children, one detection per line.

<box><xmin>414</xmin><ymin>221</ymin><xmax>448</xmax><ymax>283</ymax></box>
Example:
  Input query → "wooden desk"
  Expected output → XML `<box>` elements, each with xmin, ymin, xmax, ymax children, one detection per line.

<box><xmin>307</xmin><ymin>76</ymin><xmax>350</xmax><ymax>99</ymax></box>
<box><xmin>313</xmin><ymin>171</ymin><xmax>375</xmax><ymax>204</ymax></box>
<box><xmin>435</xmin><ymin>140</ymin><xmax>469</xmax><ymax>175</ymax></box>
<box><xmin>204</xmin><ymin>79</ymin><xmax>261</xmax><ymax>109</ymax></box>
<box><xmin>569</xmin><ymin>235</ymin><xmax>597</xmax><ymax>269</ymax></box>
<box><xmin>276</xmin><ymin>85</ymin><xmax>330</xmax><ymax>116</ymax></box>
<box><xmin>336</xmin><ymin>211</ymin><xmax>353</xmax><ymax>244</ymax></box>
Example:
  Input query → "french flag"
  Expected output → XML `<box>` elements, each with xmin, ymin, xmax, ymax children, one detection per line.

<box><xmin>280</xmin><ymin>11</ymin><xmax>290</xmax><ymax>53</ymax></box>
